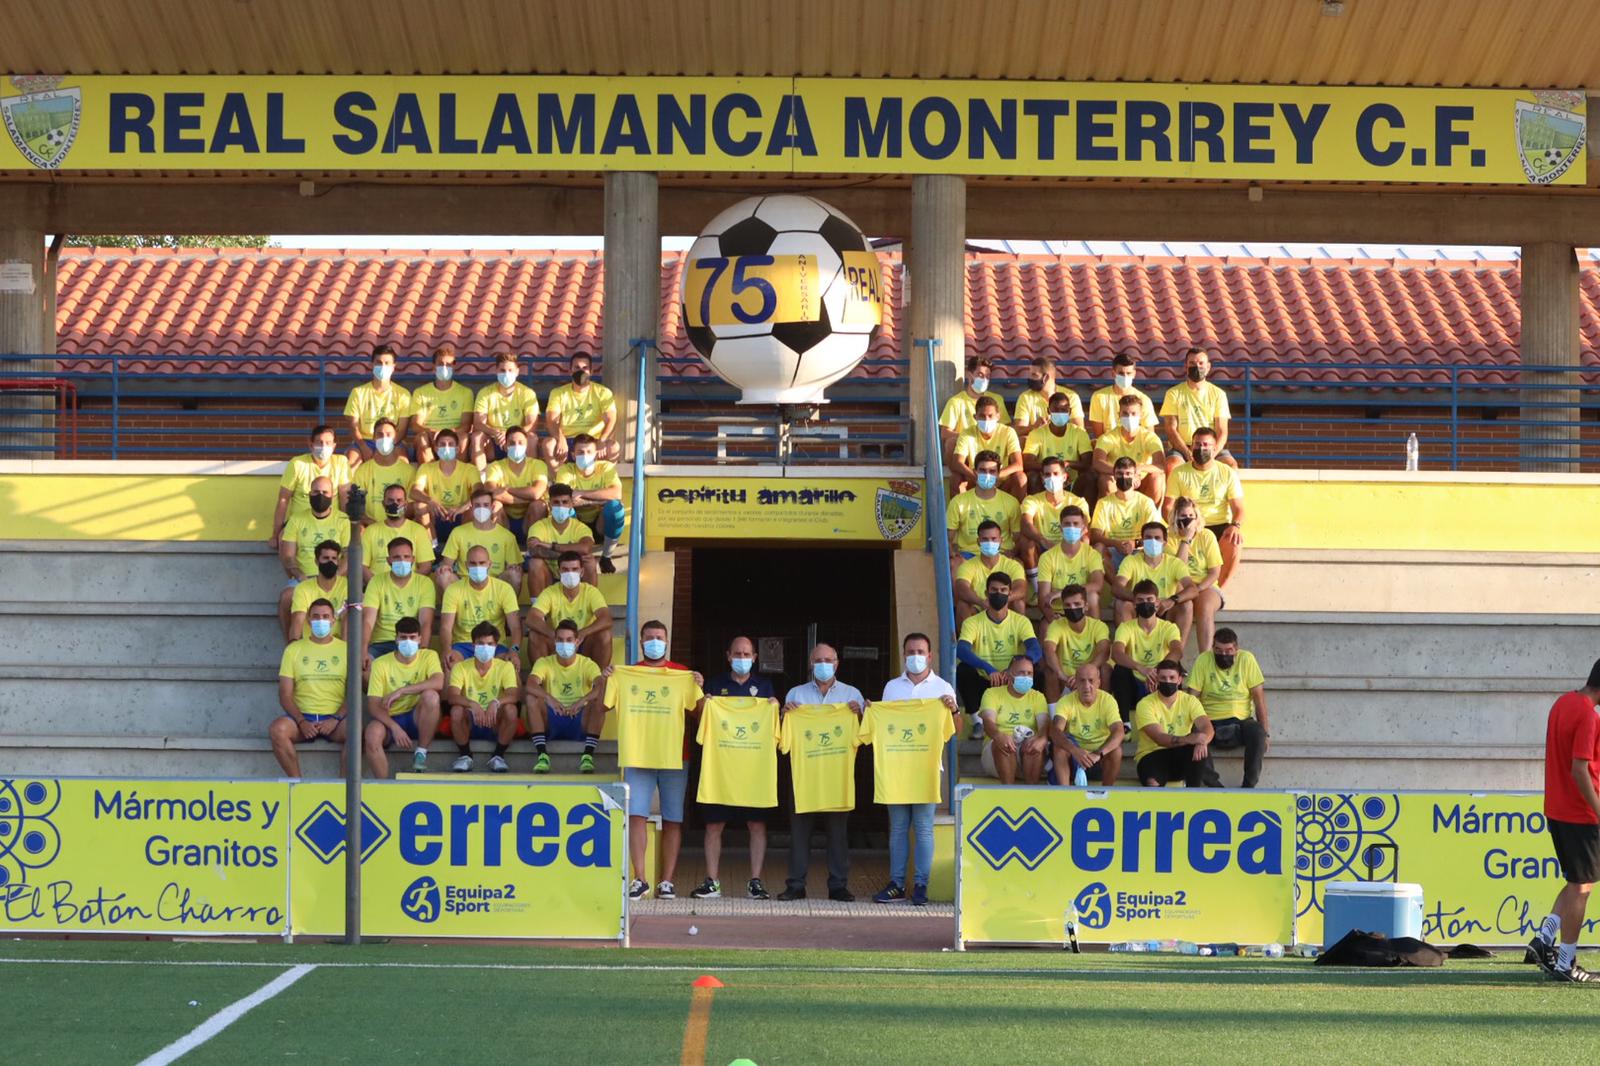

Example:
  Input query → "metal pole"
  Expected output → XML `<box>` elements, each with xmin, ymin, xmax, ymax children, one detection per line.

<box><xmin>110</xmin><ymin>355</ymin><xmax>120</xmax><ymax>460</ymax></box>
<box><xmin>1449</xmin><ymin>367</ymin><xmax>1460</xmax><ymax>471</ymax></box>
<box><xmin>1241</xmin><ymin>365</ymin><xmax>1253</xmax><ymax>468</ymax></box>
<box><xmin>914</xmin><ymin>338</ymin><xmax>959</xmax><ymax>805</ymax></box>
<box><xmin>342</xmin><ymin>486</ymin><xmax>368</xmax><ymax>945</ymax></box>
<box><xmin>624</xmin><ymin>338</ymin><xmax>654</xmax><ymax>665</ymax></box>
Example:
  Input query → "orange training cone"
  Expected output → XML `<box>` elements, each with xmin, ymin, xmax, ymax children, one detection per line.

<box><xmin>692</xmin><ymin>975</ymin><xmax>725</xmax><ymax>988</ymax></box>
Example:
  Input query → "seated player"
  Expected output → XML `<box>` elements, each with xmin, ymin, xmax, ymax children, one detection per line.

<box><xmin>525</xmin><ymin>482</ymin><xmax>599</xmax><ymax>594</ymax></box>
<box><xmin>979</xmin><ymin>656</ymin><xmax>1050</xmax><ymax>784</ymax></box>
<box><xmin>1168</xmin><ymin>496</ymin><xmax>1225</xmax><ymax>652</ymax></box>
<box><xmin>1165</xmin><ymin>425</ymin><xmax>1246</xmax><ymax>587</ymax></box>
<box><xmin>437</xmin><ymin>483</ymin><xmax>523</xmax><ymax>594</ymax></box>
<box><xmin>953</xmin><ymin>520</ymin><xmax>1026</xmax><ymax>622</ymax></box>
<box><xmin>410</xmin><ymin>428</ymin><xmax>476</xmax><ymax>548</ymax></box>
<box><xmin>351</xmin><ymin>418</ymin><xmax>415</xmax><ymax>525</ymax></box>
<box><xmin>1112</xmin><ymin>521</ymin><xmax>1195</xmax><ymax>640</ymax></box>
<box><xmin>343</xmin><ymin>344</ymin><xmax>411</xmax><ymax>467</ymax></box>
<box><xmin>938</xmin><ymin>357</ymin><xmax>1008</xmax><ymax>459</ymax></box>
<box><xmin>1024</xmin><ymin>391</ymin><xmax>1094</xmax><ymax>498</ymax></box>
<box><xmin>361</xmin><ymin>483</ymin><xmax>436</xmax><ymax>580</ymax></box>
<box><xmin>362</xmin><ymin>616</ymin><xmax>445</xmax><ymax>778</ymax></box>
<box><xmin>409</xmin><ymin>342</ymin><xmax>474</xmax><ymax>464</ymax></box>
<box><xmin>524</xmin><ymin>618</ymin><xmax>605</xmax><ymax>774</ymax></box>
<box><xmin>361</xmin><ymin>537</ymin><xmax>437</xmax><ymax>662</ymax></box>
<box><xmin>1037</xmin><ymin>505</ymin><xmax>1105</xmax><ymax>625</ymax></box>
<box><xmin>277</xmin><ymin>477</ymin><xmax>350</xmax><ymax>640</ymax></box>
<box><xmin>945</xmin><ymin>451</ymin><xmax>1021</xmax><ymax>566</ymax></box>
<box><xmin>472</xmin><ymin>352</ymin><xmax>540</xmax><ymax>467</ymax></box>
<box><xmin>542</xmin><ymin>352</ymin><xmax>619</xmax><ymax>464</ymax></box>
<box><xmin>445</xmin><ymin>621</ymin><xmax>521</xmax><ymax>773</ymax></box>
<box><xmin>527</xmin><ymin>550</ymin><xmax>613</xmax><ymax>669</ymax></box>
<box><xmin>437</xmin><ymin>544</ymin><xmax>522</xmax><ymax>667</ymax></box>
<box><xmin>1012</xmin><ymin>356</ymin><xmax>1083</xmax><ymax>439</ymax></box>
<box><xmin>955</xmin><ymin>571</ymin><xmax>1042</xmax><ymax>720</ymax></box>
<box><xmin>1018</xmin><ymin>455</ymin><xmax>1091</xmax><ymax>581</ymax></box>
<box><xmin>1111</xmin><ymin>579</ymin><xmax>1184</xmax><ymax>710</ymax></box>
<box><xmin>1086</xmin><ymin>352</ymin><xmax>1158</xmax><ymax>439</ymax></box>
<box><xmin>554</xmin><ymin>434</ymin><xmax>626</xmax><ymax>574</ymax></box>
<box><xmin>1187</xmin><ymin>628</ymin><xmax>1270</xmax><ymax>789</ymax></box>
<box><xmin>1052</xmin><ymin>663</ymin><xmax>1125</xmax><ymax>787</ymax></box>
<box><xmin>286</xmin><ymin>539</ymin><xmax>347</xmax><ymax>642</ymax></box>
<box><xmin>1091</xmin><ymin>456</ymin><xmax>1162</xmax><ymax>574</ymax></box>
<box><xmin>1160</xmin><ymin>347</ymin><xmax>1237</xmax><ymax>474</ymax></box>
<box><xmin>270</xmin><ymin>424</ymin><xmax>351</xmax><ymax>553</ymax></box>
<box><xmin>1132</xmin><ymin>659</ymin><xmax>1216</xmax><ymax>788</ymax></box>
<box><xmin>1041</xmin><ymin>583</ymin><xmax>1111</xmax><ymax>702</ymax></box>
<box><xmin>485</xmin><ymin>425</ymin><xmax>549</xmax><ymax>542</ymax></box>
<box><xmin>952</xmin><ymin>395</ymin><xmax>1024</xmax><ymax>498</ymax></box>
<box><xmin>270</xmin><ymin>598</ymin><xmax>348</xmax><ymax>778</ymax></box>
<box><xmin>1092</xmin><ymin>392</ymin><xmax>1165</xmax><ymax>504</ymax></box>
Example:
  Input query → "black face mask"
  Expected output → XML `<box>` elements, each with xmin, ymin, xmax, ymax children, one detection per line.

<box><xmin>572</xmin><ymin>368</ymin><xmax>590</xmax><ymax>384</ymax></box>
<box><xmin>1193</xmin><ymin>450</ymin><xmax>1212</xmax><ymax>465</ymax></box>
<box><xmin>1135</xmin><ymin>601</ymin><xmax>1157</xmax><ymax>619</ymax></box>
<box><xmin>1115</xmin><ymin>475</ymin><xmax>1135</xmax><ymax>491</ymax></box>
<box><xmin>383</xmin><ymin>500</ymin><xmax>404</xmax><ymax>517</ymax></box>
<box><xmin>309</xmin><ymin>492</ymin><xmax>333</xmax><ymax>513</ymax></box>
<box><xmin>1063</xmin><ymin>606</ymin><xmax>1086</xmax><ymax>622</ymax></box>
<box><xmin>1156</xmin><ymin>680</ymin><xmax>1181</xmax><ymax>696</ymax></box>
<box><xmin>986</xmin><ymin>591</ymin><xmax>1010</xmax><ymax>611</ymax></box>
<box><xmin>317</xmin><ymin>559</ymin><xmax>339</xmax><ymax>579</ymax></box>
<box><xmin>1027</xmin><ymin>378</ymin><xmax>1045</xmax><ymax>392</ymax></box>
<box><xmin>1176</xmin><ymin>514</ymin><xmax>1194</xmax><ymax>529</ymax></box>
<box><xmin>1187</xmin><ymin>366</ymin><xmax>1205</xmax><ymax>383</ymax></box>
<box><xmin>1213</xmin><ymin>653</ymin><xmax>1236</xmax><ymax>670</ymax></box>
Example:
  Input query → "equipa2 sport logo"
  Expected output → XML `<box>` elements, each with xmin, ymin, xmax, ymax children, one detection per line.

<box><xmin>2</xmin><ymin>75</ymin><xmax>81</xmax><ymax>169</ymax></box>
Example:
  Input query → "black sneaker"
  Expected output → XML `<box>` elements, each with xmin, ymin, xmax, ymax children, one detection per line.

<box><xmin>747</xmin><ymin>878</ymin><xmax>770</xmax><ymax>900</ymax></box>
<box><xmin>873</xmin><ymin>881</ymin><xmax>905</xmax><ymax>904</ymax></box>
<box><xmin>690</xmin><ymin>877</ymin><xmax>721</xmax><ymax>899</ymax></box>
<box><xmin>1550</xmin><ymin>962</ymin><xmax>1599</xmax><ymax>983</ymax></box>
<box><xmin>777</xmin><ymin>886</ymin><xmax>806</xmax><ymax>901</ymax></box>
<box><xmin>1527</xmin><ymin>937</ymin><xmax>1555</xmax><ymax>967</ymax></box>
<box><xmin>829</xmin><ymin>888</ymin><xmax>856</xmax><ymax>902</ymax></box>
<box><xmin>599</xmin><ymin>556</ymin><xmax>617</xmax><ymax>574</ymax></box>
<box><xmin>628</xmin><ymin>878</ymin><xmax>649</xmax><ymax>900</ymax></box>
<box><xmin>910</xmin><ymin>884</ymin><xmax>930</xmax><ymax>907</ymax></box>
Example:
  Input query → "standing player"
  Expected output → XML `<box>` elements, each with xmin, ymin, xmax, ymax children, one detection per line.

<box><xmin>1530</xmin><ymin>660</ymin><xmax>1600</xmax><ymax>982</ymax></box>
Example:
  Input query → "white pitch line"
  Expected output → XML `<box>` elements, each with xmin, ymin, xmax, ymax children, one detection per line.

<box><xmin>133</xmin><ymin>963</ymin><xmax>316</xmax><ymax>1066</ymax></box>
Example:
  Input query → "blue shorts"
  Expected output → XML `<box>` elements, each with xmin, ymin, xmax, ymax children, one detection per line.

<box><xmin>368</xmin><ymin>641</ymin><xmax>398</xmax><ymax>658</ymax></box>
<box><xmin>433</xmin><ymin>516</ymin><xmax>459</xmax><ymax>548</ymax></box>
<box><xmin>507</xmin><ymin>516</ymin><xmax>527</xmax><ymax>543</ymax></box>
<box><xmin>448</xmin><ymin>706</ymin><xmax>506</xmax><ymax>741</ymax></box>
<box><xmin>544</xmin><ymin>703</ymin><xmax>587</xmax><ymax>742</ymax></box>
<box><xmin>623</xmin><ymin>765</ymin><xmax>689</xmax><ymax>822</ymax></box>
<box><xmin>382</xmin><ymin>711</ymin><xmax>420</xmax><ymax>744</ymax></box>
<box><xmin>451</xmin><ymin>642</ymin><xmax>517</xmax><ymax>662</ymax></box>
<box><xmin>577</xmin><ymin>499</ymin><xmax>626</xmax><ymax>541</ymax></box>
<box><xmin>284</xmin><ymin>712</ymin><xmax>343</xmax><ymax>739</ymax></box>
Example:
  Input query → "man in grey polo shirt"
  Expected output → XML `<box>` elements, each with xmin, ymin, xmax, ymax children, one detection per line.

<box><xmin>778</xmin><ymin>642</ymin><xmax>865</xmax><ymax>902</ymax></box>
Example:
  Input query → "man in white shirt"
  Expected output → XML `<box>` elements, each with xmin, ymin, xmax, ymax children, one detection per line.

<box><xmin>882</xmin><ymin>632</ymin><xmax>959</xmax><ymax>712</ymax></box>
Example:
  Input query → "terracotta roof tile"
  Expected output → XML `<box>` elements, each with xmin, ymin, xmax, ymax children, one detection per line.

<box><xmin>49</xmin><ymin>247</ymin><xmax>1600</xmax><ymax>386</ymax></box>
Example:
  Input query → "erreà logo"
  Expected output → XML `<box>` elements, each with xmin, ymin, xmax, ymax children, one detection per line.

<box><xmin>967</xmin><ymin>803</ymin><xmax>1284</xmax><ymax>876</ymax></box>
<box><xmin>967</xmin><ymin>807</ymin><xmax>1063</xmax><ymax>871</ymax></box>
<box><xmin>295</xmin><ymin>800</ymin><xmax>391</xmax><ymax>865</ymax></box>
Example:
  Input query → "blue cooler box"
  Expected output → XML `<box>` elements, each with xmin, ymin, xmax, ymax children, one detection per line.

<box><xmin>1321</xmin><ymin>881</ymin><xmax>1424</xmax><ymax>945</ymax></box>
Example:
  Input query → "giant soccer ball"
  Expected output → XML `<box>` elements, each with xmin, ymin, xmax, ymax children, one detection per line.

<box><xmin>681</xmin><ymin>194</ymin><xmax>882</xmax><ymax>405</ymax></box>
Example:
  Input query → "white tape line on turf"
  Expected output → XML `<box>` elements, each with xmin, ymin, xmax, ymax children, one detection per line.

<box><xmin>133</xmin><ymin>964</ymin><xmax>316</xmax><ymax>1066</ymax></box>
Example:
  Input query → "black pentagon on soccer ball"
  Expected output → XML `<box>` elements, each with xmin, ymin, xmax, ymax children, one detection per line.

<box><xmin>718</xmin><ymin>216</ymin><xmax>779</xmax><ymax>258</ymax></box>
<box><xmin>684</xmin><ymin>320</ymin><xmax>718</xmax><ymax>359</ymax></box>
<box><xmin>818</xmin><ymin>213</ymin><xmax>869</xmax><ymax>259</ymax></box>
<box><xmin>772</xmin><ymin>302</ymin><xmax>833</xmax><ymax>356</ymax></box>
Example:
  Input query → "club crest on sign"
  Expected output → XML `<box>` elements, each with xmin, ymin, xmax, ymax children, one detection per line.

<box><xmin>1515</xmin><ymin>91</ymin><xmax>1586</xmax><ymax>185</ymax></box>
<box><xmin>874</xmin><ymin>482</ymin><xmax>923</xmax><ymax>541</ymax></box>
<box><xmin>3</xmin><ymin>75</ymin><xmax>81</xmax><ymax>169</ymax></box>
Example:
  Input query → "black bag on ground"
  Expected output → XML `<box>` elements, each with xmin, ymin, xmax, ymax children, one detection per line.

<box><xmin>1315</xmin><ymin>929</ymin><xmax>1446</xmax><ymax>967</ymax></box>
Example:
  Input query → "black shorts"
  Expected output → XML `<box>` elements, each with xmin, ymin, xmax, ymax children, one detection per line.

<box><xmin>1549</xmin><ymin>819</ymin><xmax>1600</xmax><ymax>884</ymax></box>
<box><xmin>698</xmin><ymin>802</ymin><xmax>770</xmax><ymax>825</ymax></box>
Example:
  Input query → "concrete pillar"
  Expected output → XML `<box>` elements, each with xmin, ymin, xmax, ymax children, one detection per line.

<box><xmin>0</xmin><ymin>220</ymin><xmax>52</xmax><ymax>458</ymax></box>
<box><xmin>1518</xmin><ymin>242</ymin><xmax>1581</xmax><ymax>471</ymax></box>
<box><xmin>906</xmin><ymin>175</ymin><xmax>967</xmax><ymax>465</ymax></box>
<box><xmin>603</xmin><ymin>172</ymin><xmax>661</xmax><ymax>464</ymax></box>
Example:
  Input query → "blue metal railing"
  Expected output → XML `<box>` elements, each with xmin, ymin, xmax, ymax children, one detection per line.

<box><xmin>914</xmin><ymin>338</ymin><xmax>961</xmax><ymax>803</ymax></box>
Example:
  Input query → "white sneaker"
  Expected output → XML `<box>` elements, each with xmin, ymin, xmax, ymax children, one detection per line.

<box><xmin>655</xmin><ymin>880</ymin><xmax>676</xmax><ymax>900</ymax></box>
<box><xmin>488</xmin><ymin>754</ymin><xmax>509</xmax><ymax>773</ymax></box>
<box><xmin>451</xmin><ymin>754</ymin><xmax>473</xmax><ymax>772</ymax></box>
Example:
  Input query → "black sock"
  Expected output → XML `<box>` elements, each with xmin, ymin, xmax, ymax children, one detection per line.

<box><xmin>493</xmin><ymin>742</ymin><xmax>509</xmax><ymax>758</ymax></box>
<box><xmin>532</xmin><ymin>733</ymin><xmax>547</xmax><ymax>755</ymax></box>
<box><xmin>456</xmin><ymin>742</ymin><xmax>472</xmax><ymax>756</ymax></box>
<box><xmin>584</xmin><ymin>733</ymin><xmax>599</xmax><ymax>754</ymax></box>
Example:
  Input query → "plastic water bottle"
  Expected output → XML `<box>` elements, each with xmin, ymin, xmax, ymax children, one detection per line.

<box><xmin>1405</xmin><ymin>433</ymin><xmax>1419</xmax><ymax>471</ymax></box>
<box><xmin>1197</xmin><ymin>944</ymin><xmax>1215</xmax><ymax>956</ymax></box>
<box><xmin>1108</xmin><ymin>942</ymin><xmax>1137</xmax><ymax>953</ymax></box>
<box><xmin>1293</xmin><ymin>944</ymin><xmax>1319</xmax><ymax>958</ymax></box>
<box><xmin>1176</xmin><ymin>941</ymin><xmax>1200</xmax><ymax>956</ymax></box>
<box><xmin>1063</xmin><ymin>906</ymin><xmax>1080</xmax><ymax>953</ymax></box>
<box><xmin>1262</xmin><ymin>943</ymin><xmax>1285</xmax><ymax>958</ymax></box>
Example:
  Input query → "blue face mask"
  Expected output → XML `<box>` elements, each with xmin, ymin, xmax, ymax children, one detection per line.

<box><xmin>978</xmin><ymin>540</ymin><xmax>1000</xmax><ymax>558</ymax></box>
<box><xmin>555</xmin><ymin>641</ymin><xmax>577</xmax><ymax>659</ymax></box>
<box><xmin>507</xmin><ymin>443</ymin><xmax>527</xmax><ymax>462</ymax></box>
<box><xmin>390</xmin><ymin>559</ymin><xmax>413</xmax><ymax>578</ymax></box>
<box><xmin>373</xmin><ymin>364</ymin><xmax>393</xmax><ymax>383</ymax></box>
<box><xmin>497</xmin><ymin>369</ymin><xmax>517</xmax><ymax>387</ymax></box>
<box><xmin>473</xmin><ymin>643</ymin><xmax>496</xmax><ymax>663</ymax></box>
<box><xmin>396</xmin><ymin>638</ymin><xmax>420</xmax><ymax>657</ymax></box>
<box><xmin>552</xmin><ymin>505</ymin><xmax>575</xmax><ymax>522</ymax></box>
<box><xmin>1142</xmin><ymin>538</ymin><xmax>1164</xmax><ymax>559</ymax></box>
<box><xmin>904</xmin><ymin>653</ymin><xmax>928</xmax><ymax>675</ymax></box>
<box><xmin>1049</xmin><ymin>411</ymin><xmax>1072</xmax><ymax>428</ymax></box>
<box><xmin>642</xmin><ymin>638</ymin><xmax>667</xmax><ymax>660</ymax></box>
<box><xmin>435</xmin><ymin>365</ymin><xmax>453</xmax><ymax>382</ymax></box>
<box><xmin>975</xmin><ymin>472</ymin><xmax>997</xmax><ymax>491</ymax></box>
<box><xmin>1062</xmin><ymin>526</ymin><xmax>1084</xmax><ymax>544</ymax></box>
<box><xmin>813</xmin><ymin>662</ymin><xmax>836</xmax><ymax>683</ymax></box>
<box><xmin>437</xmin><ymin>445</ymin><xmax>457</xmax><ymax>461</ymax></box>
<box><xmin>1012</xmin><ymin>675</ymin><xmax>1034</xmax><ymax>695</ymax></box>
<box><xmin>730</xmin><ymin>656</ymin><xmax>754</xmax><ymax>675</ymax></box>
<box><xmin>976</xmin><ymin>417</ymin><xmax>997</xmax><ymax>435</ymax></box>
<box><xmin>467</xmin><ymin>565</ymin><xmax>489</xmax><ymax>583</ymax></box>
<box><xmin>575</xmin><ymin>453</ymin><xmax>596</xmax><ymax>471</ymax></box>
<box><xmin>308</xmin><ymin>618</ymin><xmax>333</xmax><ymax>639</ymax></box>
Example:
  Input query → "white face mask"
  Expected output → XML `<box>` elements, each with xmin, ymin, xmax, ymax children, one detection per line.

<box><xmin>1120</xmin><ymin>414</ymin><xmax>1140</xmax><ymax>433</ymax></box>
<box><xmin>310</xmin><ymin>443</ymin><xmax>333</xmax><ymax>461</ymax></box>
<box><xmin>971</xmin><ymin>377</ymin><xmax>990</xmax><ymax>394</ymax></box>
<box><xmin>1114</xmin><ymin>372</ymin><xmax>1134</xmax><ymax>389</ymax></box>
<box><xmin>435</xmin><ymin>365</ymin><xmax>454</xmax><ymax>382</ymax></box>
<box><xmin>374</xmin><ymin>437</ymin><xmax>395</xmax><ymax>456</ymax></box>
<box><xmin>1043</xmin><ymin>474</ymin><xmax>1065</xmax><ymax>493</ymax></box>
<box><xmin>559</xmin><ymin>570</ymin><xmax>581</xmax><ymax>589</ymax></box>
<box><xmin>472</xmin><ymin>505</ymin><xmax>493</xmax><ymax>524</ymax></box>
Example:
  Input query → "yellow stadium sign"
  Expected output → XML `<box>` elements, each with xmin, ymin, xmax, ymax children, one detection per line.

<box><xmin>0</xmin><ymin>778</ymin><xmax>290</xmax><ymax>935</ymax></box>
<box><xmin>957</xmin><ymin>786</ymin><xmax>1294</xmax><ymax>946</ymax></box>
<box><xmin>288</xmin><ymin>781</ymin><xmax>627</xmax><ymax>940</ymax></box>
<box><xmin>0</xmin><ymin>75</ymin><xmax>1583</xmax><ymax>183</ymax></box>
<box><xmin>647</xmin><ymin>476</ymin><xmax>924</xmax><ymax>543</ymax></box>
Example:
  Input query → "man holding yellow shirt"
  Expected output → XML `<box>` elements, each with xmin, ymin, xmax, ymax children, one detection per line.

<box><xmin>485</xmin><ymin>426</ymin><xmax>549</xmax><ymax>542</ymax></box>
<box><xmin>362</xmin><ymin>616</ymin><xmax>444</xmax><ymax>778</ymax></box>
<box><xmin>410</xmin><ymin>428</ymin><xmax>476</xmax><ymax>548</ymax></box>
<box><xmin>1133</xmin><ymin>659</ymin><xmax>1216</xmax><ymax>788</ymax></box>
<box><xmin>270</xmin><ymin>599</ymin><xmax>348</xmax><ymax>778</ymax></box>
<box><xmin>1187</xmin><ymin>629</ymin><xmax>1269</xmax><ymax>788</ymax></box>
<box><xmin>343</xmin><ymin>344</ymin><xmax>411</xmax><ymax>465</ymax></box>
<box><xmin>1165</xmin><ymin>426</ymin><xmax>1246</xmax><ymax>587</ymax></box>
<box><xmin>979</xmin><ymin>657</ymin><xmax>1050</xmax><ymax>784</ymax></box>
<box><xmin>1161</xmin><ymin>347</ymin><xmax>1236</xmax><ymax>472</ymax></box>
<box><xmin>408</xmin><ymin>343</ymin><xmax>474</xmax><ymax>463</ymax></box>
<box><xmin>1052</xmin><ymin>664</ymin><xmax>1125</xmax><ymax>787</ymax></box>
<box><xmin>472</xmin><ymin>352</ymin><xmax>541</xmax><ymax>465</ymax></box>
<box><xmin>445</xmin><ymin>622</ymin><xmax>521</xmax><ymax>773</ymax></box>
<box><xmin>541</xmin><ymin>353</ymin><xmax>618</xmax><ymax>464</ymax></box>
<box><xmin>952</xmin><ymin>395</ymin><xmax>1024</xmax><ymax>497</ymax></box>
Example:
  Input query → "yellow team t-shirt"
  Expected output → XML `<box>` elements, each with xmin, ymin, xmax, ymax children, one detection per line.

<box><xmin>1114</xmin><ymin>619</ymin><xmax>1183</xmax><ymax>673</ymax></box>
<box><xmin>486</xmin><ymin>458</ymin><xmax>550</xmax><ymax>519</ymax></box>
<box><xmin>278</xmin><ymin>452</ymin><xmax>352</xmax><ymax>524</ymax></box>
<box><xmin>1187</xmin><ymin>649</ymin><xmax>1265</xmax><ymax>723</ymax></box>
<box><xmin>1160</xmin><ymin>381</ymin><xmax>1232</xmax><ymax>447</ymax></box>
<box><xmin>946</xmin><ymin>490</ymin><xmax>1020</xmax><ymax>553</ymax></box>
<box><xmin>283</xmin><ymin>510</ymin><xmax>351</xmax><ymax>578</ymax></box>
<box><xmin>958</xmin><ymin>609</ymin><xmax>1035</xmax><ymax>670</ymax></box>
<box><xmin>552</xmin><ymin>461</ymin><xmax>621</xmax><ymax>516</ymax></box>
<box><xmin>442</xmin><ymin>523</ymin><xmax>523</xmax><ymax>577</ymax></box>
<box><xmin>954</xmin><ymin>425</ymin><xmax>1022</xmax><ymax>467</ymax></box>
<box><xmin>979</xmin><ymin>685</ymin><xmax>1048</xmax><ymax>734</ymax></box>
<box><xmin>1044</xmin><ymin>616</ymin><xmax>1111</xmax><ymax>674</ymax></box>
<box><xmin>545</xmin><ymin>381</ymin><xmax>617</xmax><ymax>437</ymax></box>
<box><xmin>858</xmin><ymin>699</ymin><xmax>956</xmax><ymax>805</ymax></box>
<box><xmin>343</xmin><ymin>382</ymin><xmax>412</xmax><ymax>438</ymax></box>
<box><xmin>352</xmin><ymin>457</ymin><xmax>416</xmax><ymax>523</ymax></box>
<box><xmin>954</xmin><ymin>555</ymin><xmax>1025</xmax><ymax>596</ymax></box>
<box><xmin>1087</xmin><ymin>386</ymin><xmax>1158</xmax><ymax>434</ymax></box>
<box><xmin>1023</xmin><ymin>424</ymin><xmax>1093</xmax><ymax>465</ymax></box>
<box><xmin>1057</xmin><ymin>690</ymin><xmax>1123</xmax><ymax>750</ymax></box>
<box><xmin>1013</xmin><ymin>388</ymin><xmax>1084</xmax><ymax>428</ymax></box>
<box><xmin>440</xmin><ymin>578</ymin><xmax>521</xmax><ymax>644</ymax></box>
<box><xmin>531</xmin><ymin>582</ymin><xmax>608</xmax><ymax>629</ymax></box>
<box><xmin>939</xmin><ymin>390</ymin><xmax>1011</xmax><ymax>434</ymax></box>
<box><xmin>1094</xmin><ymin>428</ymin><xmax>1164</xmax><ymax>467</ymax></box>
<box><xmin>361</xmin><ymin>520</ymin><xmax>437</xmax><ymax>575</ymax></box>
<box><xmin>1166</xmin><ymin>462</ymin><xmax>1243</xmax><ymax>527</ymax></box>
<box><xmin>363</xmin><ymin>571</ymin><xmax>438</xmax><ymax>643</ymax></box>
<box><xmin>279</xmin><ymin>638</ymin><xmax>348</xmax><ymax>717</ymax></box>
<box><xmin>473</xmin><ymin>383</ymin><xmax>541</xmax><ymax>431</ymax></box>
<box><xmin>1037</xmin><ymin>542</ymin><xmax>1104</xmax><ymax>595</ymax></box>
<box><xmin>531</xmin><ymin>653</ymin><xmax>602</xmax><ymax>708</ymax></box>
<box><xmin>290</xmin><ymin>575</ymin><xmax>347</xmax><ymax>620</ymax></box>
<box><xmin>449</xmin><ymin>657</ymin><xmax>520</xmax><ymax>709</ymax></box>
<box><xmin>412</xmin><ymin>460</ymin><xmax>477</xmax><ymax>510</ymax></box>
<box><xmin>525</xmin><ymin>516</ymin><xmax>593</xmax><ymax>571</ymax></box>
<box><xmin>1021</xmin><ymin>490</ymin><xmax>1090</xmax><ymax>545</ymax></box>
<box><xmin>1117</xmin><ymin>551</ymin><xmax>1191</xmax><ymax>599</ymax></box>
<box><xmin>605</xmin><ymin>664</ymin><xmax>704</xmax><ymax>770</ymax></box>
<box><xmin>1091</xmin><ymin>492</ymin><xmax>1161</xmax><ymax>544</ymax></box>
<box><xmin>409</xmin><ymin>381</ymin><xmax>475</xmax><ymax>433</ymax></box>
<box><xmin>368</xmin><ymin>649</ymin><xmax>443</xmax><ymax>716</ymax></box>
<box><xmin>780</xmin><ymin>704</ymin><xmax>861</xmax><ymax>814</ymax></box>
<box><xmin>696</xmin><ymin>696</ymin><xmax>780</xmax><ymax>807</ymax></box>
<box><xmin>1133</xmin><ymin>691</ymin><xmax>1208</xmax><ymax>760</ymax></box>
<box><xmin>1168</xmin><ymin>527</ymin><xmax>1224</xmax><ymax>583</ymax></box>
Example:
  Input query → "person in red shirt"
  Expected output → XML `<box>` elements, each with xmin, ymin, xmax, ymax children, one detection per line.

<box><xmin>1530</xmin><ymin>660</ymin><xmax>1600</xmax><ymax>983</ymax></box>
